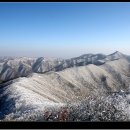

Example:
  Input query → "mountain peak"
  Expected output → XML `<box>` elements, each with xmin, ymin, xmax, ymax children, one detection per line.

<box><xmin>113</xmin><ymin>51</ymin><xmax>123</xmax><ymax>55</ymax></box>
<box><xmin>106</xmin><ymin>51</ymin><xmax>125</xmax><ymax>61</ymax></box>
<box><xmin>108</xmin><ymin>51</ymin><xmax>124</xmax><ymax>56</ymax></box>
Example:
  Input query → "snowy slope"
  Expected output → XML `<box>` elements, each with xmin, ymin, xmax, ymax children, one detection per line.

<box><xmin>1</xmin><ymin>54</ymin><xmax>130</xmax><ymax>120</ymax></box>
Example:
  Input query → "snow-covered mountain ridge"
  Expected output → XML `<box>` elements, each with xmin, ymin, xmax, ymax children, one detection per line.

<box><xmin>1</xmin><ymin>51</ymin><xmax>130</xmax><ymax>121</ymax></box>
<box><xmin>0</xmin><ymin>51</ymin><xmax>128</xmax><ymax>83</ymax></box>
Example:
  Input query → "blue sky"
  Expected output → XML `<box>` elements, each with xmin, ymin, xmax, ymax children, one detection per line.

<box><xmin>0</xmin><ymin>2</ymin><xmax>130</xmax><ymax>58</ymax></box>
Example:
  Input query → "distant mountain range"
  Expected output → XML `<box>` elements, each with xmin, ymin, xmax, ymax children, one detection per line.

<box><xmin>0</xmin><ymin>51</ymin><xmax>129</xmax><ymax>83</ymax></box>
<box><xmin>1</xmin><ymin>51</ymin><xmax>130</xmax><ymax>121</ymax></box>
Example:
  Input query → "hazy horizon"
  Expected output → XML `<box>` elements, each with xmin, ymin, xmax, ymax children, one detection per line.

<box><xmin>0</xmin><ymin>2</ymin><xmax>130</xmax><ymax>58</ymax></box>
